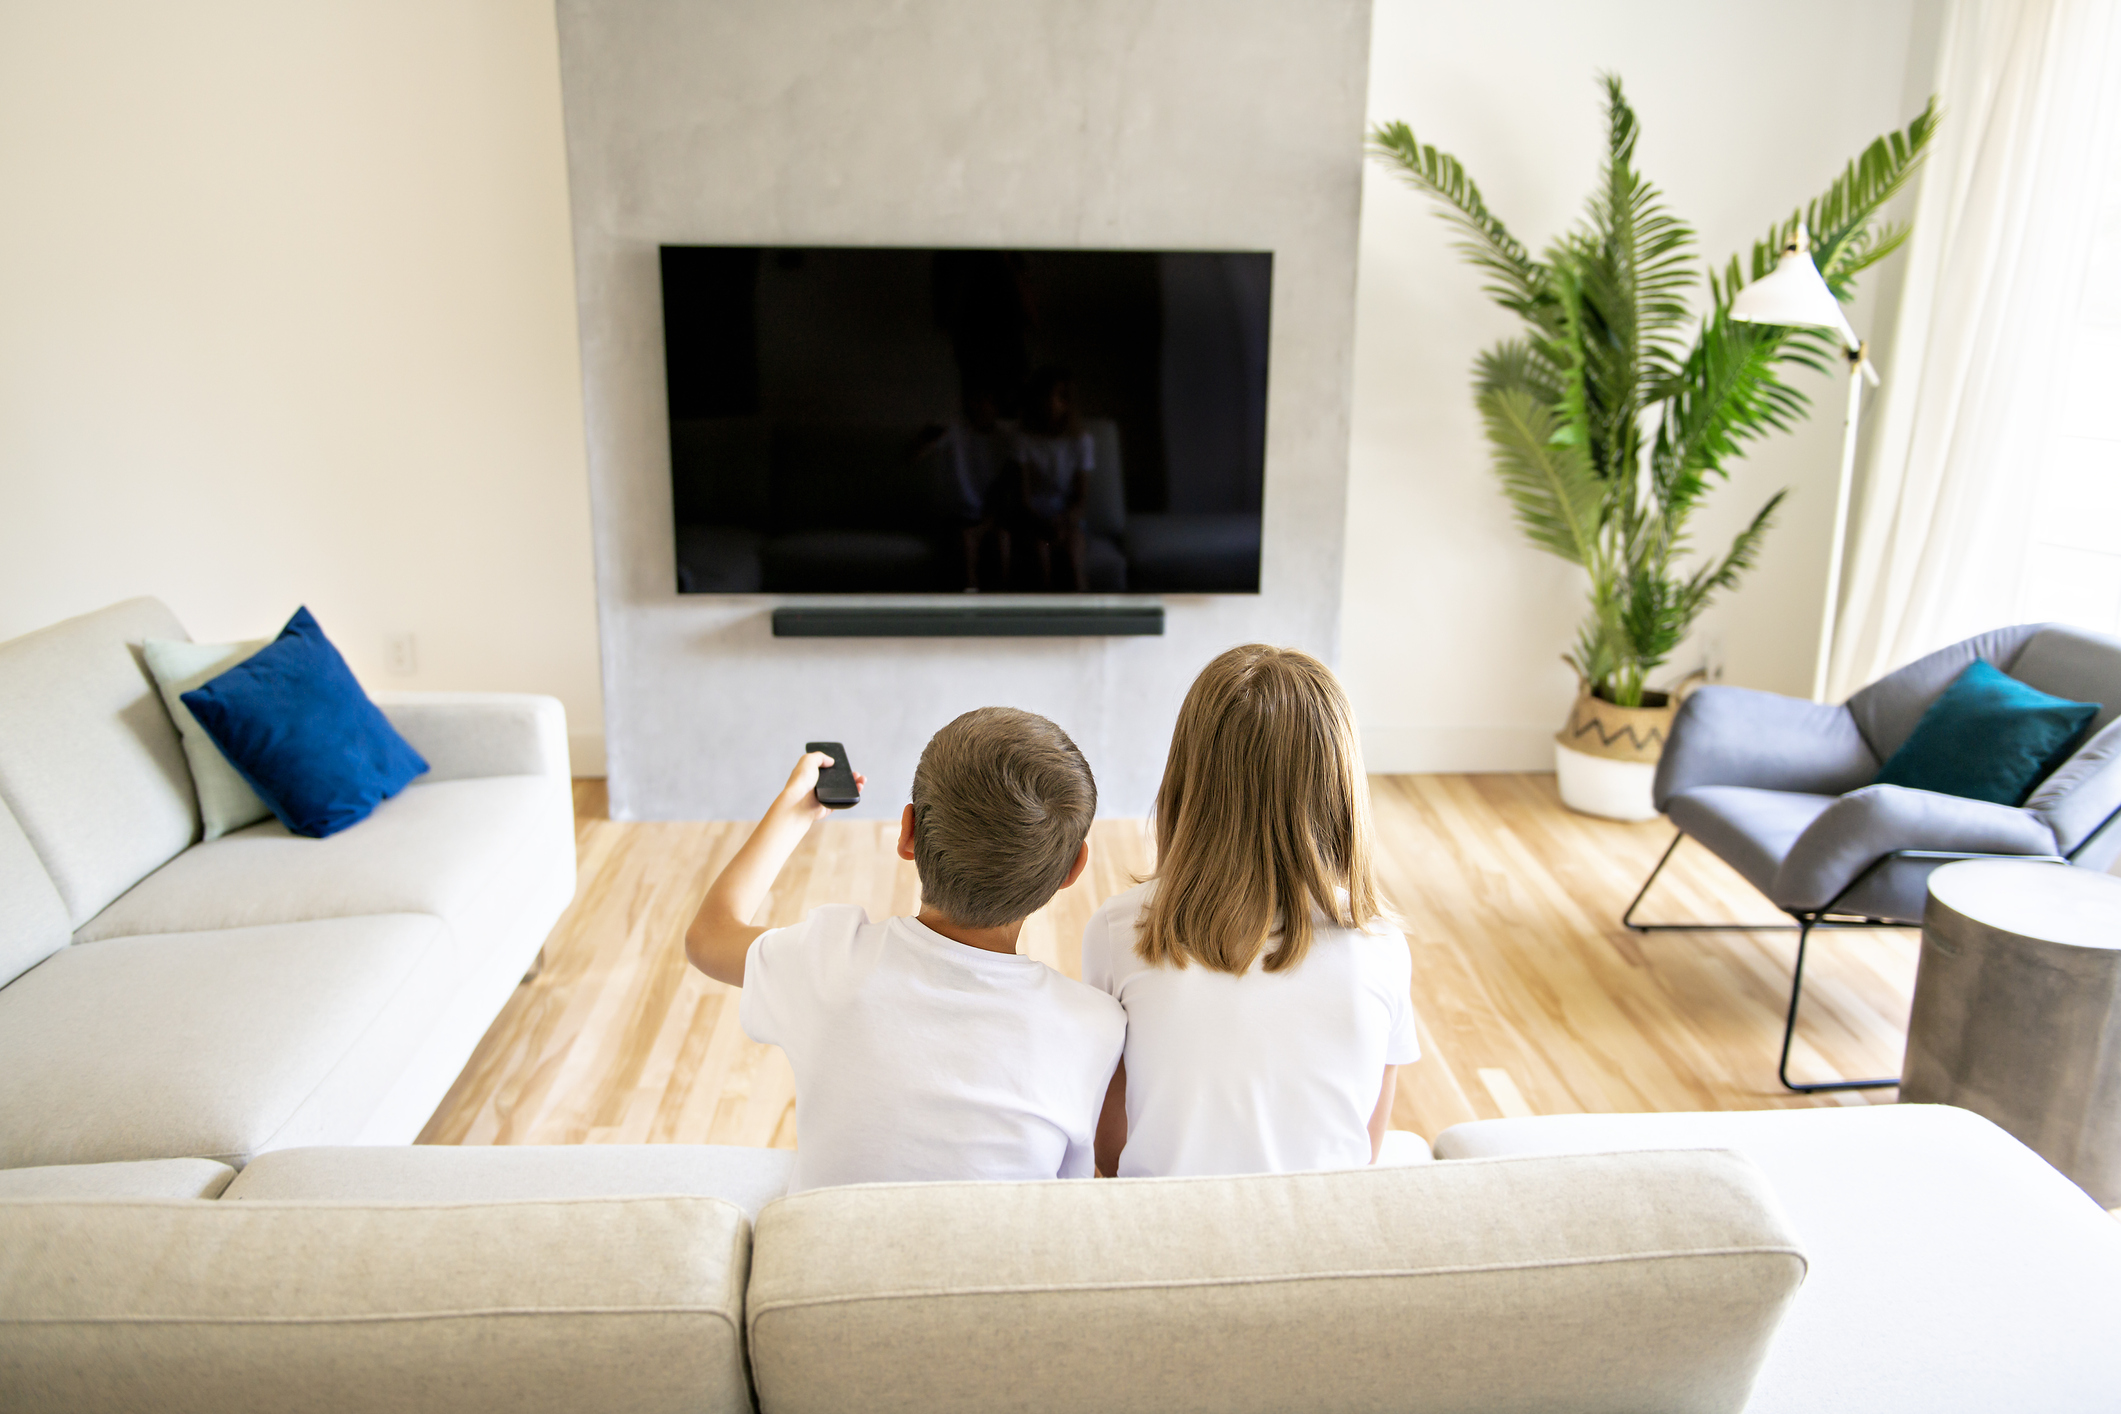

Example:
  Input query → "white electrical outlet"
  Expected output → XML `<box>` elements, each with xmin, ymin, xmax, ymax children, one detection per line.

<box><xmin>388</xmin><ymin>633</ymin><xmax>418</xmax><ymax>676</ymax></box>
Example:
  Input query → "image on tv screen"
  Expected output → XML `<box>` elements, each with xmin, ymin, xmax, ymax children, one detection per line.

<box><xmin>659</xmin><ymin>246</ymin><xmax>1270</xmax><ymax>595</ymax></box>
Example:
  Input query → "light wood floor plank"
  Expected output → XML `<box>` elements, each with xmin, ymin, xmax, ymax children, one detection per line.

<box><xmin>419</xmin><ymin>775</ymin><xmax>1904</xmax><ymax>1149</ymax></box>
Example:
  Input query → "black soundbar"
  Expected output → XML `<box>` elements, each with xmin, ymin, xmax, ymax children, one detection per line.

<box><xmin>771</xmin><ymin>605</ymin><xmax>1165</xmax><ymax>638</ymax></box>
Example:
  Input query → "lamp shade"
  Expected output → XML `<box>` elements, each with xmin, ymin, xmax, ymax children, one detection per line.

<box><xmin>1731</xmin><ymin>238</ymin><xmax>1859</xmax><ymax>350</ymax></box>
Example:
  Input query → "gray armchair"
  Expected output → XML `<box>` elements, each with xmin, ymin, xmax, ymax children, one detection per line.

<box><xmin>1631</xmin><ymin>623</ymin><xmax>2121</xmax><ymax>1092</ymax></box>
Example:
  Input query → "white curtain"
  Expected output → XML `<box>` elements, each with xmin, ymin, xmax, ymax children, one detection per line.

<box><xmin>1825</xmin><ymin>0</ymin><xmax>2121</xmax><ymax>700</ymax></box>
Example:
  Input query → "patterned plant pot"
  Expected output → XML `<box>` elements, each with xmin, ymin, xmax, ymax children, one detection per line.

<box><xmin>1554</xmin><ymin>684</ymin><xmax>1677</xmax><ymax>822</ymax></box>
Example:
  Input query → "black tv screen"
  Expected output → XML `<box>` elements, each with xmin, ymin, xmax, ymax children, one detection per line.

<box><xmin>660</xmin><ymin>246</ymin><xmax>1270</xmax><ymax>594</ymax></box>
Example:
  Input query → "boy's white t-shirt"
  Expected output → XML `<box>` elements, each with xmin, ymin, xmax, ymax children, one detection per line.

<box><xmin>740</xmin><ymin>905</ymin><xmax>1126</xmax><ymax>1194</ymax></box>
<box><xmin>1080</xmin><ymin>881</ymin><xmax>1421</xmax><ymax>1178</ymax></box>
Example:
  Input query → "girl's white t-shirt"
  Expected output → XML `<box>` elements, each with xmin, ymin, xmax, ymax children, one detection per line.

<box><xmin>1080</xmin><ymin>881</ymin><xmax>1421</xmax><ymax>1178</ymax></box>
<box><xmin>741</xmin><ymin>905</ymin><xmax>1125</xmax><ymax>1194</ymax></box>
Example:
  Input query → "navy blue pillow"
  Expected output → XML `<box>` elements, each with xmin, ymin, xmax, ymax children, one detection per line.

<box><xmin>181</xmin><ymin>607</ymin><xmax>428</xmax><ymax>838</ymax></box>
<box><xmin>1873</xmin><ymin>659</ymin><xmax>2099</xmax><ymax>806</ymax></box>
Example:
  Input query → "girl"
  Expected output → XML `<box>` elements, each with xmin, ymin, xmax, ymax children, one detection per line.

<box><xmin>1082</xmin><ymin>644</ymin><xmax>1420</xmax><ymax>1176</ymax></box>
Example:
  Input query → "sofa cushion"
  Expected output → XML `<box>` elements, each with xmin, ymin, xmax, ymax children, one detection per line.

<box><xmin>225</xmin><ymin>1143</ymin><xmax>794</xmax><ymax>1217</ymax></box>
<box><xmin>0</xmin><ymin>597</ymin><xmax>199</xmax><ymax>927</ymax></box>
<box><xmin>746</xmin><ymin>1150</ymin><xmax>1805</xmax><ymax>1414</ymax></box>
<box><xmin>0</xmin><ymin>794</ymin><xmax>69</xmax><ymax>990</ymax></box>
<box><xmin>0</xmin><ymin>1158</ymin><xmax>234</xmax><ymax>1200</ymax></box>
<box><xmin>75</xmin><ymin>775</ymin><xmax>568</xmax><ymax>966</ymax></box>
<box><xmin>1430</xmin><ymin>1105</ymin><xmax>2121</xmax><ymax>1414</ymax></box>
<box><xmin>0</xmin><ymin>916</ymin><xmax>454</xmax><ymax>1169</ymax></box>
<box><xmin>0</xmin><ymin>1194</ymin><xmax>753</xmax><ymax>1414</ymax></box>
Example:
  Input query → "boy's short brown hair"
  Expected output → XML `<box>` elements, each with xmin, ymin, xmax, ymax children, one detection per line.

<box><xmin>910</xmin><ymin>707</ymin><xmax>1096</xmax><ymax>928</ymax></box>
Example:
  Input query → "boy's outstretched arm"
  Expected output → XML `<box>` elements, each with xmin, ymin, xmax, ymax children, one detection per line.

<box><xmin>684</xmin><ymin>751</ymin><xmax>865</xmax><ymax>988</ymax></box>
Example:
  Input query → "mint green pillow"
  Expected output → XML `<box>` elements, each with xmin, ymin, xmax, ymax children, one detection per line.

<box><xmin>144</xmin><ymin>637</ymin><xmax>274</xmax><ymax>841</ymax></box>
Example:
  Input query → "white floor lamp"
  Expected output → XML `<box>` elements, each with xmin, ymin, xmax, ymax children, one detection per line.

<box><xmin>1731</xmin><ymin>226</ymin><xmax>1880</xmax><ymax>703</ymax></box>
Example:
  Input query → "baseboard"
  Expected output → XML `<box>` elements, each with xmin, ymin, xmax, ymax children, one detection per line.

<box><xmin>568</xmin><ymin>731</ymin><xmax>606</xmax><ymax>777</ymax></box>
<box><xmin>1361</xmin><ymin>724</ymin><xmax>1557</xmax><ymax>774</ymax></box>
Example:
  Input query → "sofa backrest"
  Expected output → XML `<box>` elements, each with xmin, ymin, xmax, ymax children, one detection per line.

<box><xmin>1846</xmin><ymin>622</ymin><xmax>2044</xmax><ymax>760</ymax></box>
<box><xmin>2008</xmin><ymin>624</ymin><xmax>2121</xmax><ymax>733</ymax></box>
<box><xmin>1845</xmin><ymin>622</ymin><xmax>2121</xmax><ymax>759</ymax></box>
<box><xmin>0</xmin><ymin>793</ymin><xmax>70</xmax><ymax>989</ymax></box>
<box><xmin>2010</xmin><ymin>625</ymin><xmax>2121</xmax><ymax>862</ymax></box>
<box><xmin>746</xmin><ymin>1149</ymin><xmax>1808</xmax><ymax>1414</ymax></box>
<box><xmin>0</xmin><ymin>1193</ymin><xmax>755</xmax><ymax>1414</ymax></box>
<box><xmin>0</xmin><ymin>598</ymin><xmax>199</xmax><ymax>929</ymax></box>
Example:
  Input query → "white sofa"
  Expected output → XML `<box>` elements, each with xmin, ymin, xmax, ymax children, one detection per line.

<box><xmin>0</xmin><ymin>597</ymin><xmax>576</xmax><ymax>1169</ymax></box>
<box><xmin>3</xmin><ymin>1105</ymin><xmax>2118</xmax><ymax>1412</ymax></box>
<box><xmin>6</xmin><ymin>603</ymin><xmax>2119</xmax><ymax>1411</ymax></box>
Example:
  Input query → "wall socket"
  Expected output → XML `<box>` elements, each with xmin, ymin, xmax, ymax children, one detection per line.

<box><xmin>387</xmin><ymin>633</ymin><xmax>418</xmax><ymax>676</ymax></box>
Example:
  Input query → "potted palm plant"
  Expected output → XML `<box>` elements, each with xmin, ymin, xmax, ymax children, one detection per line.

<box><xmin>1370</xmin><ymin>76</ymin><xmax>1935</xmax><ymax>819</ymax></box>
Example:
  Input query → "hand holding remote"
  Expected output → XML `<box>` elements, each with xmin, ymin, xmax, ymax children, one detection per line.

<box><xmin>805</xmin><ymin>741</ymin><xmax>861</xmax><ymax>810</ymax></box>
<box><xmin>686</xmin><ymin>749</ymin><xmax>870</xmax><ymax>988</ymax></box>
<box><xmin>776</xmin><ymin>750</ymin><xmax>864</xmax><ymax>824</ymax></box>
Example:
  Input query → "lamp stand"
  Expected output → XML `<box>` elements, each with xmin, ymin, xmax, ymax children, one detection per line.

<box><xmin>1811</xmin><ymin>341</ymin><xmax>1875</xmax><ymax>703</ymax></box>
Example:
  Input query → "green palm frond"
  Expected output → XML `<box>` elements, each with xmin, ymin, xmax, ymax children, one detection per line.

<box><xmin>1619</xmin><ymin>575</ymin><xmax>1689</xmax><ymax>683</ymax></box>
<box><xmin>1369</xmin><ymin>78</ymin><xmax>1935</xmax><ymax>707</ymax></box>
<box><xmin>1653</xmin><ymin>291</ymin><xmax>1812</xmax><ymax>509</ymax></box>
<box><xmin>1474</xmin><ymin>338</ymin><xmax>1565</xmax><ymax>406</ymax></box>
<box><xmin>1477</xmin><ymin>385</ymin><xmax>1604</xmax><ymax>569</ymax></box>
<box><xmin>1749</xmin><ymin>97</ymin><xmax>1939</xmax><ymax>294</ymax></box>
<box><xmin>1368</xmin><ymin>121</ymin><xmax>1558</xmax><ymax>333</ymax></box>
<box><xmin>1828</xmin><ymin>219</ymin><xmax>1916</xmax><ymax>285</ymax></box>
<box><xmin>1570</xmin><ymin>602</ymin><xmax>1626</xmax><ymax>690</ymax></box>
<box><xmin>1812</xmin><ymin>97</ymin><xmax>1938</xmax><ymax>284</ymax></box>
<box><xmin>1581</xmin><ymin>74</ymin><xmax>1696</xmax><ymax>389</ymax></box>
<box><xmin>1546</xmin><ymin>259</ymin><xmax>1600</xmax><ymax>471</ymax></box>
<box><xmin>1680</xmin><ymin>491</ymin><xmax>1787</xmax><ymax>619</ymax></box>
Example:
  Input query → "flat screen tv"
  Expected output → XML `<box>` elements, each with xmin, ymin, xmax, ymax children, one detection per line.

<box><xmin>660</xmin><ymin>246</ymin><xmax>1270</xmax><ymax>594</ymax></box>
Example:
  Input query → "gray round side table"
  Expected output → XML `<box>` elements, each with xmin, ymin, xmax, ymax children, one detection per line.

<box><xmin>1903</xmin><ymin>859</ymin><xmax>2121</xmax><ymax>1207</ymax></box>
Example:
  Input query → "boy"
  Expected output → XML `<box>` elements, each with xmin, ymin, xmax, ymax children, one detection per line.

<box><xmin>684</xmin><ymin>708</ymin><xmax>1124</xmax><ymax>1193</ymax></box>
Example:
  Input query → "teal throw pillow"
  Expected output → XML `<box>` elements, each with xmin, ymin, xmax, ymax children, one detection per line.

<box><xmin>1874</xmin><ymin>659</ymin><xmax>2099</xmax><ymax>806</ymax></box>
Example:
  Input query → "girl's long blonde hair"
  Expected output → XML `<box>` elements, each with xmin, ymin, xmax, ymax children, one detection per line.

<box><xmin>1136</xmin><ymin>644</ymin><xmax>1385</xmax><ymax>974</ymax></box>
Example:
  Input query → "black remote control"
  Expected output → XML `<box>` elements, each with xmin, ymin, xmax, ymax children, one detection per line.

<box><xmin>807</xmin><ymin>741</ymin><xmax>859</xmax><ymax>809</ymax></box>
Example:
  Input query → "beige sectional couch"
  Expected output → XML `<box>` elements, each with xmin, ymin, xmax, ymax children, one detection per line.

<box><xmin>6</xmin><ymin>599</ymin><xmax>2121</xmax><ymax>1410</ymax></box>
<box><xmin>5</xmin><ymin>1139</ymin><xmax>1805</xmax><ymax>1414</ymax></box>
<box><xmin>0</xmin><ymin>598</ymin><xmax>576</xmax><ymax>1169</ymax></box>
<box><xmin>6</xmin><ymin>1105</ymin><xmax>2121</xmax><ymax>1412</ymax></box>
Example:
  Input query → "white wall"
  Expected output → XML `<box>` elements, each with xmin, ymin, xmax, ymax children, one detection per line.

<box><xmin>558</xmin><ymin>0</ymin><xmax>1373</xmax><ymax>820</ymax></box>
<box><xmin>0</xmin><ymin>3</ymin><xmax>605</xmax><ymax>769</ymax></box>
<box><xmin>1344</xmin><ymin>0</ymin><xmax>1938</xmax><ymax>770</ymax></box>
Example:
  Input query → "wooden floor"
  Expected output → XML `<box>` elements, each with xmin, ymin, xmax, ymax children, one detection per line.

<box><xmin>419</xmin><ymin>775</ymin><xmax>1907</xmax><ymax>1148</ymax></box>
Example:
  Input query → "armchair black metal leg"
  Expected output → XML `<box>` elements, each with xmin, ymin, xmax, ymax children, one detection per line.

<box><xmin>1621</xmin><ymin>832</ymin><xmax>1684</xmax><ymax>930</ymax></box>
<box><xmin>1777</xmin><ymin>914</ymin><xmax>1900</xmax><ymax>1093</ymax></box>
<box><xmin>1622</xmin><ymin>831</ymin><xmax>1799</xmax><ymax>933</ymax></box>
